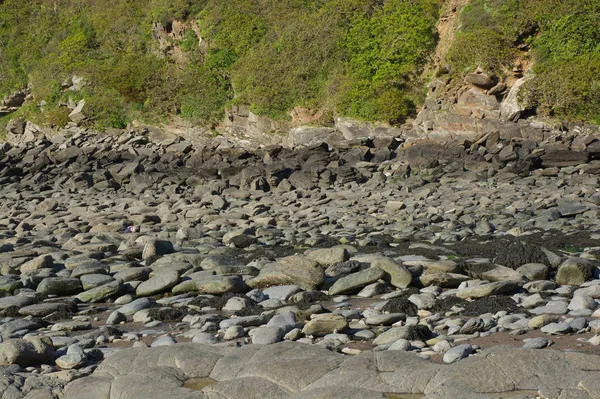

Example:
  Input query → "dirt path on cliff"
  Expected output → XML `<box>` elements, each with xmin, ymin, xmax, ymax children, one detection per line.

<box><xmin>433</xmin><ymin>0</ymin><xmax>470</xmax><ymax>68</ymax></box>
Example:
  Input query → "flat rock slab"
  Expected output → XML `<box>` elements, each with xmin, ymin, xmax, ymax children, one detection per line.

<box><xmin>61</xmin><ymin>342</ymin><xmax>600</xmax><ymax>399</ymax></box>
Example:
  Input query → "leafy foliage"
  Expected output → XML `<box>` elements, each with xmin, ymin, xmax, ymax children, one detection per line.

<box><xmin>446</xmin><ymin>0</ymin><xmax>600</xmax><ymax>122</ymax></box>
<box><xmin>1</xmin><ymin>0</ymin><xmax>597</xmax><ymax>128</ymax></box>
<box><xmin>0</xmin><ymin>0</ymin><xmax>441</xmax><ymax>128</ymax></box>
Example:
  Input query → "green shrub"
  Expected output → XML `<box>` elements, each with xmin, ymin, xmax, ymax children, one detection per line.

<box><xmin>521</xmin><ymin>53</ymin><xmax>600</xmax><ymax>121</ymax></box>
<box><xmin>444</xmin><ymin>0</ymin><xmax>600</xmax><ymax>123</ymax></box>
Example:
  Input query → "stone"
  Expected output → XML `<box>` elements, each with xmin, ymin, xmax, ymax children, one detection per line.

<box><xmin>479</xmin><ymin>265</ymin><xmax>524</xmax><ymax>282</ymax></box>
<box><xmin>522</xmin><ymin>337</ymin><xmax>550</xmax><ymax>349</ymax></box>
<box><xmin>523</xmin><ymin>280</ymin><xmax>556</xmax><ymax>293</ymax></box>
<box><xmin>329</xmin><ymin>268</ymin><xmax>386</xmax><ymax>295</ymax></box>
<box><xmin>419</xmin><ymin>272</ymin><xmax>470</xmax><ymax>288</ymax></box>
<box><xmin>113</xmin><ymin>267</ymin><xmax>151</xmax><ymax>282</ymax></box>
<box><xmin>118</xmin><ymin>297</ymin><xmax>153</xmax><ymax>315</ymax></box>
<box><xmin>68</xmin><ymin>99</ymin><xmax>86</xmax><ymax>123</ymax></box>
<box><xmin>223</xmin><ymin>296</ymin><xmax>252</xmax><ymax>311</ymax></box>
<box><xmin>76</xmin><ymin>280</ymin><xmax>122</xmax><ymax>303</ymax></box>
<box><xmin>51</xmin><ymin>320</ymin><xmax>91</xmax><ymax>332</ymax></box>
<box><xmin>568</xmin><ymin>293</ymin><xmax>597</xmax><ymax>312</ymax></box>
<box><xmin>136</xmin><ymin>270</ymin><xmax>180</xmax><ymax>296</ymax></box>
<box><xmin>555</xmin><ymin>258</ymin><xmax>595</xmax><ymax>286</ymax></box>
<box><xmin>541</xmin><ymin>322</ymin><xmax>571</xmax><ymax>334</ymax></box>
<box><xmin>557</xmin><ymin>201</ymin><xmax>589</xmax><ymax>217</ymax></box>
<box><xmin>0</xmin><ymin>337</ymin><xmax>54</xmax><ymax>367</ymax></box>
<box><xmin>191</xmin><ymin>332</ymin><xmax>218</xmax><ymax>344</ymax></box>
<box><xmin>357</xmin><ymin>282</ymin><xmax>386</xmax><ymax>298</ymax></box>
<box><xmin>372</xmin><ymin>326</ymin><xmax>430</xmax><ymax>346</ymax></box>
<box><xmin>302</xmin><ymin>314</ymin><xmax>348</xmax><ymax>336</ymax></box>
<box><xmin>0</xmin><ymin>295</ymin><xmax>36</xmax><ymax>311</ymax></box>
<box><xmin>267</xmin><ymin>311</ymin><xmax>297</xmax><ymax>334</ymax></box>
<box><xmin>530</xmin><ymin>301</ymin><xmax>569</xmax><ymax>315</ymax></box>
<box><xmin>500</xmin><ymin>76</ymin><xmax>531</xmax><ymax>121</ymax></box>
<box><xmin>465</xmin><ymin>72</ymin><xmax>495</xmax><ymax>89</ymax></box>
<box><xmin>371</xmin><ymin>257</ymin><xmax>412</xmax><ymax>289</ymax></box>
<box><xmin>20</xmin><ymin>255</ymin><xmax>53</xmax><ymax>273</ymax></box>
<box><xmin>151</xmin><ymin>336</ymin><xmax>177</xmax><ymax>347</ymax></box>
<box><xmin>80</xmin><ymin>274</ymin><xmax>115</xmax><ymax>290</ymax></box>
<box><xmin>223</xmin><ymin>326</ymin><xmax>245</xmax><ymax>340</ymax></box>
<box><xmin>19</xmin><ymin>302</ymin><xmax>73</xmax><ymax>317</ymax></box>
<box><xmin>142</xmin><ymin>239</ymin><xmax>175</xmax><ymax>261</ymax></box>
<box><xmin>106</xmin><ymin>310</ymin><xmax>127</xmax><ymax>325</ymax></box>
<box><xmin>456</xmin><ymin>280</ymin><xmax>518</xmax><ymax>299</ymax></box>
<box><xmin>249</xmin><ymin>326</ymin><xmax>284</xmax><ymax>345</ymax></box>
<box><xmin>443</xmin><ymin>344</ymin><xmax>475</xmax><ymax>364</ymax></box>
<box><xmin>388</xmin><ymin>339</ymin><xmax>411</xmax><ymax>351</ymax></box>
<box><xmin>172</xmin><ymin>275</ymin><xmax>248</xmax><ymax>295</ymax></box>
<box><xmin>56</xmin><ymin>346</ymin><xmax>87</xmax><ymax>370</ymax></box>
<box><xmin>249</xmin><ymin>255</ymin><xmax>325</xmax><ymax>291</ymax></box>
<box><xmin>36</xmin><ymin>277</ymin><xmax>83</xmax><ymax>296</ymax></box>
<box><xmin>0</xmin><ymin>319</ymin><xmax>43</xmax><ymax>335</ymax></box>
<box><xmin>220</xmin><ymin>315</ymin><xmax>268</xmax><ymax>330</ymax></box>
<box><xmin>517</xmin><ymin>264</ymin><xmax>549</xmax><ymax>281</ymax></box>
<box><xmin>263</xmin><ymin>285</ymin><xmax>302</xmax><ymax>301</ymax></box>
<box><xmin>305</xmin><ymin>246</ymin><xmax>349</xmax><ymax>266</ymax></box>
<box><xmin>408</xmin><ymin>293</ymin><xmax>436</xmax><ymax>309</ymax></box>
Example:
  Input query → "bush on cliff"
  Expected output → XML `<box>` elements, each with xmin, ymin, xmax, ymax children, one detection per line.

<box><xmin>0</xmin><ymin>0</ymin><xmax>439</xmax><ymax>129</ymax></box>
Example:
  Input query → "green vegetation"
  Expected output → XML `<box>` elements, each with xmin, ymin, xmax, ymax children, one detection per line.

<box><xmin>1</xmin><ymin>0</ymin><xmax>598</xmax><ymax>130</ymax></box>
<box><xmin>446</xmin><ymin>0</ymin><xmax>600</xmax><ymax>122</ymax></box>
<box><xmin>0</xmin><ymin>0</ymin><xmax>439</xmax><ymax>129</ymax></box>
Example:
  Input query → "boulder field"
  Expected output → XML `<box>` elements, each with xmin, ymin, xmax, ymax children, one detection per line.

<box><xmin>1</xmin><ymin>125</ymin><xmax>600</xmax><ymax>398</ymax></box>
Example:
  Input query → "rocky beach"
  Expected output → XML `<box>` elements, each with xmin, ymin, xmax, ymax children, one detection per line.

<box><xmin>1</xmin><ymin>121</ymin><xmax>600</xmax><ymax>399</ymax></box>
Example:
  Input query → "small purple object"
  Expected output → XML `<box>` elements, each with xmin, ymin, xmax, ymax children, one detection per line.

<box><xmin>123</xmin><ymin>225</ymin><xmax>141</xmax><ymax>233</ymax></box>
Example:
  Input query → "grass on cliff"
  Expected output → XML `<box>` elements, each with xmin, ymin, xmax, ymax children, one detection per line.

<box><xmin>445</xmin><ymin>0</ymin><xmax>600</xmax><ymax>123</ymax></box>
<box><xmin>0</xmin><ymin>0</ymin><xmax>439</xmax><ymax>129</ymax></box>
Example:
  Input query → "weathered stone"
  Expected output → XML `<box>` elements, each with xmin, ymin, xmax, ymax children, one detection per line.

<box><xmin>456</xmin><ymin>280</ymin><xmax>518</xmax><ymax>299</ymax></box>
<box><xmin>371</xmin><ymin>257</ymin><xmax>412</xmax><ymax>289</ymax></box>
<box><xmin>136</xmin><ymin>270</ymin><xmax>180</xmax><ymax>296</ymax></box>
<box><xmin>555</xmin><ymin>257</ymin><xmax>595</xmax><ymax>286</ymax></box>
<box><xmin>142</xmin><ymin>239</ymin><xmax>175</xmax><ymax>261</ymax></box>
<box><xmin>329</xmin><ymin>268</ymin><xmax>386</xmax><ymax>295</ymax></box>
<box><xmin>302</xmin><ymin>314</ymin><xmax>348</xmax><ymax>337</ymax></box>
<box><xmin>172</xmin><ymin>275</ymin><xmax>248</xmax><ymax>295</ymax></box>
<box><xmin>0</xmin><ymin>337</ymin><xmax>54</xmax><ymax>367</ymax></box>
<box><xmin>465</xmin><ymin>72</ymin><xmax>495</xmax><ymax>89</ymax></box>
<box><xmin>306</xmin><ymin>246</ymin><xmax>349</xmax><ymax>266</ymax></box>
<box><xmin>76</xmin><ymin>280</ymin><xmax>122</xmax><ymax>303</ymax></box>
<box><xmin>36</xmin><ymin>277</ymin><xmax>83</xmax><ymax>296</ymax></box>
<box><xmin>249</xmin><ymin>255</ymin><xmax>325</xmax><ymax>291</ymax></box>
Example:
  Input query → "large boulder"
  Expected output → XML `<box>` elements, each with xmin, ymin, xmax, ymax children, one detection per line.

<box><xmin>456</xmin><ymin>280</ymin><xmax>519</xmax><ymax>299</ymax></box>
<box><xmin>0</xmin><ymin>337</ymin><xmax>55</xmax><ymax>367</ymax></box>
<box><xmin>302</xmin><ymin>314</ymin><xmax>348</xmax><ymax>337</ymax></box>
<box><xmin>172</xmin><ymin>275</ymin><xmax>248</xmax><ymax>295</ymax></box>
<box><xmin>248</xmin><ymin>255</ymin><xmax>325</xmax><ymax>291</ymax></box>
<box><xmin>465</xmin><ymin>72</ymin><xmax>495</xmax><ymax>89</ymax></box>
<box><xmin>76</xmin><ymin>280</ymin><xmax>122</xmax><ymax>303</ymax></box>
<box><xmin>36</xmin><ymin>277</ymin><xmax>83</xmax><ymax>296</ymax></box>
<box><xmin>306</xmin><ymin>246</ymin><xmax>349</xmax><ymax>266</ymax></box>
<box><xmin>136</xmin><ymin>270</ymin><xmax>180</xmax><ymax>296</ymax></box>
<box><xmin>329</xmin><ymin>268</ymin><xmax>385</xmax><ymax>295</ymax></box>
<box><xmin>371</xmin><ymin>257</ymin><xmax>412</xmax><ymax>289</ymax></box>
<box><xmin>499</xmin><ymin>76</ymin><xmax>531</xmax><ymax>121</ymax></box>
<box><xmin>555</xmin><ymin>257</ymin><xmax>595</xmax><ymax>286</ymax></box>
<box><xmin>142</xmin><ymin>239</ymin><xmax>175</xmax><ymax>261</ymax></box>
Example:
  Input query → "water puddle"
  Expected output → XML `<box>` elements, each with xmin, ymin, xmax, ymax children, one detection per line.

<box><xmin>184</xmin><ymin>377</ymin><xmax>216</xmax><ymax>391</ymax></box>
